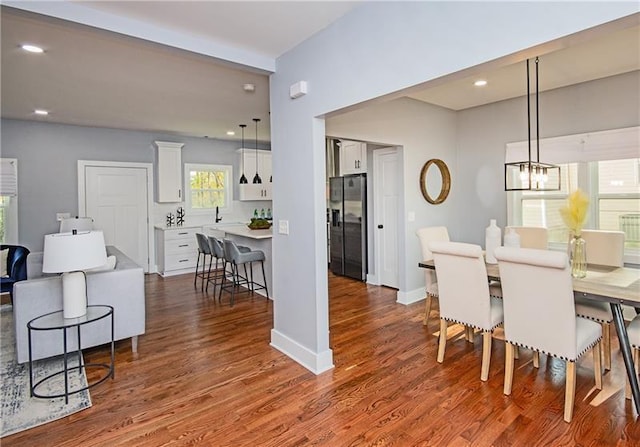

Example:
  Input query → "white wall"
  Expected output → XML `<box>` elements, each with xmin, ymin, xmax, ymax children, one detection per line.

<box><xmin>0</xmin><ymin>119</ymin><xmax>271</xmax><ymax>251</ymax></box>
<box><xmin>325</xmin><ymin>71</ymin><xmax>639</xmax><ymax>306</ymax></box>
<box><xmin>269</xmin><ymin>2</ymin><xmax>638</xmax><ymax>373</ymax></box>
<box><xmin>456</xmin><ymin>70</ymin><xmax>640</xmax><ymax>245</ymax></box>
<box><xmin>327</xmin><ymin>98</ymin><xmax>457</xmax><ymax>298</ymax></box>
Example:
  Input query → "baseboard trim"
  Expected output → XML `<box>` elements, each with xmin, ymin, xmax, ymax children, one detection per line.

<box><xmin>270</xmin><ymin>329</ymin><xmax>334</xmax><ymax>375</ymax></box>
<box><xmin>396</xmin><ymin>287</ymin><xmax>426</xmax><ymax>305</ymax></box>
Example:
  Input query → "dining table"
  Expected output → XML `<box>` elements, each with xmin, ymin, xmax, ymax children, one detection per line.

<box><xmin>418</xmin><ymin>259</ymin><xmax>640</xmax><ymax>414</ymax></box>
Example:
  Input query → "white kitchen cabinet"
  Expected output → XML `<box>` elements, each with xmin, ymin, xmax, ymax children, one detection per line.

<box><xmin>340</xmin><ymin>140</ymin><xmax>367</xmax><ymax>175</ymax></box>
<box><xmin>155</xmin><ymin>226</ymin><xmax>201</xmax><ymax>276</ymax></box>
<box><xmin>238</xmin><ymin>149</ymin><xmax>272</xmax><ymax>200</ymax></box>
<box><xmin>155</xmin><ymin>141</ymin><xmax>184</xmax><ymax>202</ymax></box>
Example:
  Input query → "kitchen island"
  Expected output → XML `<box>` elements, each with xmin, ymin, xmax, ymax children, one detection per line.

<box><xmin>202</xmin><ymin>223</ymin><xmax>273</xmax><ymax>299</ymax></box>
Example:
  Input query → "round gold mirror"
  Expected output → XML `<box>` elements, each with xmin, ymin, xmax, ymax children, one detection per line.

<box><xmin>420</xmin><ymin>159</ymin><xmax>451</xmax><ymax>204</ymax></box>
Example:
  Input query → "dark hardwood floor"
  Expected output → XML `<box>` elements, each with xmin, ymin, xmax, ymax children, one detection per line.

<box><xmin>3</xmin><ymin>272</ymin><xmax>639</xmax><ymax>446</ymax></box>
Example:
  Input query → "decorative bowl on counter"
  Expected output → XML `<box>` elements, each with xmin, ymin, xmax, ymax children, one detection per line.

<box><xmin>248</xmin><ymin>218</ymin><xmax>272</xmax><ymax>230</ymax></box>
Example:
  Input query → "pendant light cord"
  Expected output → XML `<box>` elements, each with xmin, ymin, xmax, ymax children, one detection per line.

<box><xmin>239</xmin><ymin>124</ymin><xmax>247</xmax><ymax>184</ymax></box>
<box><xmin>252</xmin><ymin>118</ymin><xmax>262</xmax><ymax>184</ymax></box>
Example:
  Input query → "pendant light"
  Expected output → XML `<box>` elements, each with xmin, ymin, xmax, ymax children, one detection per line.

<box><xmin>239</xmin><ymin>124</ymin><xmax>248</xmax><ymax>184</ymax></box>
<box><xmin>252</xmin><ymin>118</ymin><xmax>262</xmax><ymax>184</ymax></box>
<box><xmin>504</xmin><ymin>57</ymin><xmax>560</xmax><ymax>191</ymax></box>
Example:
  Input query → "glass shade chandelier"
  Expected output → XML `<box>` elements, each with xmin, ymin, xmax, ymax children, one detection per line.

<box><xmin>504</xmin><ymin>57</ymin><xmax>560</xmax><ymax>191</ymax></box>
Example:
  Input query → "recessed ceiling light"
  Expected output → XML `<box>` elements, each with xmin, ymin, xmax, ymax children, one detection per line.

<box><xmin>22</xmin><ymin>44</ymin><xmax>44</xmax><ymax>53</ymax></box>
<box><xmin>243</xmin><ymin>83</ymin><xmax>255</xmax><ymax>92</ymax></box>
<box><xmin>474</xmin><ymin>80</ymin><xmax>488</xmax><ymax>87</ymax></box>
<box><xmin>34</xmin><ymin>109</ymin><xmax>49</xmax><ymax>115</ymax></box>
<box><xmin>226</xmin><ymin>131</ymin><xmax>235</xmax><ymax>136</ymax></box>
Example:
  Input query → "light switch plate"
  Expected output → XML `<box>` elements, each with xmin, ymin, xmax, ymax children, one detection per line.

<box><xmin>56</xmin><ymin>212</ymin><xmax>71</xmax><ymax>222</ymax></box>
<box><xmin>278</xmin><ymin>220</ymin><xmax>289</xmax><ymax>235</ymax></box>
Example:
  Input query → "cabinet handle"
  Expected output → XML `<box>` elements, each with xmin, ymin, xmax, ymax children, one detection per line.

<box><xmin>178</xmin><ymin>232</ymin><xmax>188</xmax><ymax>235</ymax></box>
<box><xmin>179</xmin><ymin>259</ymin><xmax>189</xmax><ymax>263</ymax></box>
<box><xmin>178</xmin><ymin>244</ymin><xmax>188</xmax><ymax>247</ymax></box>
<box><xmin>178</xmin><ymin>189</ymin><xmax>181</xmax><ymax>198</ymax></box>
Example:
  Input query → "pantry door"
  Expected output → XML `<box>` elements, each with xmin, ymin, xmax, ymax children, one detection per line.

<box><xmin>79</xmin><ymin>161</ymin><xmax>154</xmax><ymax>272</ymax></box>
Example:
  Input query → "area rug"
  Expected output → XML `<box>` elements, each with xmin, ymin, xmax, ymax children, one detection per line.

<box><xmin>0</xmin><ymin>305</ymin><xmax>92</xmax><ymax>437</ymax></box>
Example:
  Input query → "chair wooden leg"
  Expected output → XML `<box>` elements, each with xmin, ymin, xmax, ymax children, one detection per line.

<box><xmin>603</xmin><ymin>322</ymin><xmax>611</xmax><ymax>372</ymax></box>
<box><xmin>593</xmin><ymin>340</ymin><xmax>602</xmax><ymax>390</ymax></box>
<box><xmin>504</xmin><ymin>342</ymin><xmax>515</xmax><ymax>395</ymax></box>
<box><xmin>514</xmin><ymin>345</ymin><xmax>519</xmax><ymax>360</ymax></box>
<box><xmin>466</xmin><ymin>326</ymin><xmax>475</xmax><ymax>343</ymax></box>
<box><xmin>481</xmin><ymin>331</ymin><xmax>492</xmax><ymax>382</ymax></box>
<box><xmin>423</xmin><ymin>295</ymin><xmax>433</xmax><ymax>326</ymax></box>
<box><xmin>437</xmin><ymin>319</ymin><xmax>447</xmax><ymax>363</ymax></box>
<box><xmin>564</xmin><ymin>361</ymin><xmax>576</xmax><ymax>423</ymax></box>
<box><xmin>533</xmin><ymin>351</ymin><xmax>540</xmax><ymax>369</ymax></box>
<box><xmin>625</xmin><ymin>348</ymin><xmax>639</xmax><ymax>400</ymax></box>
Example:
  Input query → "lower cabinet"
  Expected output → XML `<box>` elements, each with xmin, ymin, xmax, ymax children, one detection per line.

<box><xmin>155</xmin><ymin>226</ymin><xmax>201</xmax><ymax>276</ymax></box>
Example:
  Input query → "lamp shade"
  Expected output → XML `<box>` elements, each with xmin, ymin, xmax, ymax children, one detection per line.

<box><xmin>43</xmin><ymin>230</ymin><xmax>107</xmax><ymax>273</ymax></box>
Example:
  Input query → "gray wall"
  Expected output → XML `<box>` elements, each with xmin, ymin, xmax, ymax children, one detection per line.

<box><xmin>1</xmin><ymin>119</ymin><xmax>269</xmax><ymax>251</ymax></box>
<box><xmin>326</xmin><ymin>71</ymin><xmax>639</xmax><ymax>298</ymax></box>
<box><xmin>270</xmin><ymin>1</ymin><xmax>636</xmax><ymax>371</ymax></box>
<box><xmin>456</xmin><ymin>70</ymin><xmax>640</xmax><ymax>246</ymax></box>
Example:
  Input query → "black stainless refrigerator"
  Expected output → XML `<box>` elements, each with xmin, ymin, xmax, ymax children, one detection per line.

<box><xmin>329</xmin><ymin>174</ymin><xmax>367</xmax><ymax>281</ymax></box>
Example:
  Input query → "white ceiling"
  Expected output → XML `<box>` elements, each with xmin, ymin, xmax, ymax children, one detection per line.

<box><xmin>1</xmin><ymin>3</ymin><xmax>638</xmax><ymax>142</ymax></box>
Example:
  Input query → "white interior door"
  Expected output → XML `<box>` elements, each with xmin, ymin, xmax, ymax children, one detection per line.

<box><xmin>83</xmin><ymin>165</ymin><xmax>150</xmax><ymax>271</ymax></box>
<box><xmin>374</xmin><ymin>148</ymin><xmax>399</xmax><ymax>288</ymax></box>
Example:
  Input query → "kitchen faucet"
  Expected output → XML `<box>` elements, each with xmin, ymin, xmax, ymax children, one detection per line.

<box><xmin>215</xmin><ymin>206</ymin><xmax>222</xmax><ymax>223</ymax></box>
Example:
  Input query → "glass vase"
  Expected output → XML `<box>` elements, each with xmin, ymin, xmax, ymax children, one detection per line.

<box><xmin>569</xmin><ymin>235</ymin><xmax>587</xmax><ymax>278</ymax></box>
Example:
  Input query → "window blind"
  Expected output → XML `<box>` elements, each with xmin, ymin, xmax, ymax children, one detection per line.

<box><xmin>0</xmin><ymin>159</ymin><xmax>17</xmax><ymax>196</ymax></box>
<box><xmin>505</xmin><ymin>126</ymin><xmax>639</xmax><ymax>164</ymax></box>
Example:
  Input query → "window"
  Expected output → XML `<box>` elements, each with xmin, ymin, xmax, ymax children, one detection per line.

<box><xmin>184</xmin><ymin>163</ymin><xmax>232</xmax><ymax>214</ymax></box>
<box><xmin>509</xmin><ymin>158</ymin><xmax>640</xmax><ymax>261</ymax></box>
<box><xmin>0</xmin><ymin>158</ymin><xmax>18</xmax><ymax>243</ymax></box>
<box><xmin>596</xmin><ymin>159</ymin><xmax>640</xmax><ymax>251</ymax></box>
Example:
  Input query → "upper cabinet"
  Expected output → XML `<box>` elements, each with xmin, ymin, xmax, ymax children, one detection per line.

<box><xmin>238</xmin><ymin>149</ymin><xmax>272</xmax><ymax>201</ymax></box>
<box><xmin>155</xmin><ymin>141</ymin><xmax>184</xmax><ymax>202</ymax></box>
<box><xmin>340</xmin><ymin>140</ymin><xmax>367</xmax><ymax>175</ymax></box>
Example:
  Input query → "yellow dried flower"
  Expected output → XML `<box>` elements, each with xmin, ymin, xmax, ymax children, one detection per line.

<box><xmin>559</xmin><ymin>189</ymin><xmax>589</xmax><ymax>236</ymax></box>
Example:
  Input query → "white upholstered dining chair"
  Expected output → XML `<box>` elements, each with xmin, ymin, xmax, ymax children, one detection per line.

<box><xmin>495</xmin><ymin>246</ymin><xmax>602</xmax><ymax>423</ymax></box>
<box><xmin>416</xmin><ymin>226</ymin><xmax>449</xmax><ymax>326</ymax></box>
<box><xmin>505</xmin><ymin>226</ymin><xmax>548</xmax><ymax>249</ymax></box>
<box><xmin>574</xmin><ymin>229</ymin><xmax>625</xmax><ymax>371</ymax></box>
<box><xmin>429</xmin><ymin>241</ymin><xmax>504</xmax><ymax>381</ymax></box>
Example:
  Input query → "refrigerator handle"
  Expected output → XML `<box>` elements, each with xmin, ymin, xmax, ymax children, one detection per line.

<box><xmin>332</xmin><ymin>209</ymin><xmax>341</xmax><ymax>227</ymax></box>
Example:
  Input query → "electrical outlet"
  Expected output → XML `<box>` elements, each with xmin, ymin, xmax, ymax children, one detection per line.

<box><xmin>56</xmin><ymin>212</ymin><xmax>71</xmax><ymax>222</ymax></box>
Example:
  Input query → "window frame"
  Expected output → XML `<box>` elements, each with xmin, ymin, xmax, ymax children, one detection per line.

<box><xmin>183</xmin><ymin>163</ymin><xmax>233</xmax><ymax>215</ymax></box>
<box><xmin>0</xmin><ymin>158</ymin><xmax>19</xmax><ymax>244</ymax></box>
<box><xmin>508</xmin><ymin>159</ymin><xmax>640</xmax><ymax>264</ymax></box>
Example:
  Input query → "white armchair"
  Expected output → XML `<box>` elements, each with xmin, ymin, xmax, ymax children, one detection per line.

<box><xmin>495</xmin><ymin>246</ymin><xmax>602</xmax><ymax>423</ymax></box>
<box><xmin>574</xmin><ymin>229</ymin><xmax>625</xmax><ymax>371</ymax></box>
<box><xmin>416</xmin><ymin>226</ymin><xmax>449</xmax><ymax>326</ymax></box>
<box><xmin>429</xmin><ymin>241</ymin><xmax>504</xmax><ymax>381</ymax></box>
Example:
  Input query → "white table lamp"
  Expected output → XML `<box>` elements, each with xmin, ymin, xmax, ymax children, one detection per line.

<box><xmin>43</xmin><ymin>230</ymin><xmax>107</xmax><ymax>318</ymax></box>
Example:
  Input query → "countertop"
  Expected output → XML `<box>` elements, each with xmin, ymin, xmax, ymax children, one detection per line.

<box><xmin>154</xmin><ymin>224</ymin><xmax>202</xmax><ymax>231</ymax></box>
<box><xmin>221</xmin><ymin>225</ymin><xmax>273</xmax><ymax>240</ymax></box>
<box><xmin>202</xmin><ymin>222</ymin><xmax>273</xmax><ymax>240</ymax></box>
